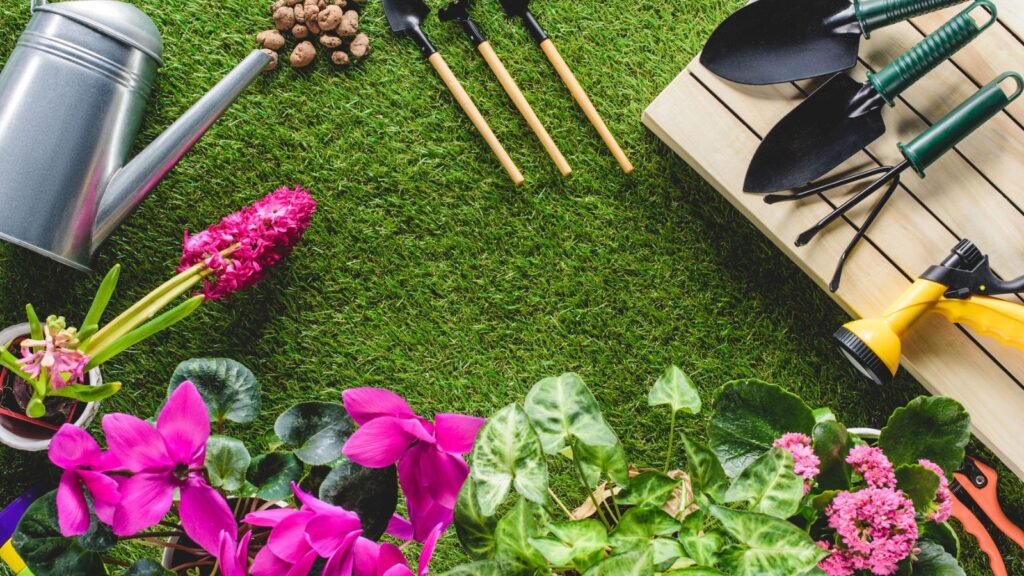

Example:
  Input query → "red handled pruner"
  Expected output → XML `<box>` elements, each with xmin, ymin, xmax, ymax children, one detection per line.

<box><xmin>951</xmin><ymin>455</ymin><xmax>1024</xmax><ymax>575</ymax></box>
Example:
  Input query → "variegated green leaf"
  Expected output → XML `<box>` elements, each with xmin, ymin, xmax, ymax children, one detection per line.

<box><xmin>530</xmin><ymin>519</ymin><xmax>609</xmax><ymax>567</ymax></box>
<box><xmin>682</xmin><ymin>435</ymin><xmax>728</xmax><ymax>503</ymax></box>
<box><xmin>454</xmin><ymin>478</ymin><xmax>497</xmax><ymax>560</ymax></box>
<box><xmin>610</xmin><ymin>506</ymin><xmax>680</xmax><ymax>551</ymax></box>
<box><xmin>576</xmin><ymin>439</ymin><xmax>630</xmax><ymax>487</ymax></box>
<box><xmin>617</xmin><ymin>471</ymin><xmax>681</xmax><ymax>508</ymax></box>
<box><xmin>524</xmin><ymin>373</ymin><xmax>616</xmax><ymax>454</ymax></box>
<box><xmin>582</xmin><ymin>548</ymin><xmax>654</xmax><ymax>576</ymax></box>
<box><xmin>680</xmin><ymin>529</ymin><xmax>727</xmax><ymax>568</ymax></box>
<box><xmin>494</xmin><ymin>499</ymin><xmax>548</xmax><ymax>570</ymax></box>
<box><xmin>724</xmin><ymin>447</ymin><xmax>804</xmax><ymax>519</ymax></box>
<box><xmin>709</xmin><ymin>506</ymin><xmax>827</xmax><ymax>576</ymax></box>
<box><xmin>664</xmin><ymin>568</ymin><xmax>727</xmax><ymax>576</ymax></box>
<box><xmin>471</xmin><ymin>404</ymin><xmax>548</xmax><ymax>515</ymax></box>
<box><xmin>648</xmin><ymin>365</ymin><xmax>701</xmax><ymax>415</ymax></box>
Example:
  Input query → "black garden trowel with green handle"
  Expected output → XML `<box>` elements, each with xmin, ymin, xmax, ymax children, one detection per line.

<box><xmin>701</xmin><ymin>0</ymin><xmax>969</xmax><ymax>85</ymax></box>
<box><xmin>744</xmin><ymin>0</ymin><xmax>996</xmax><ymax>194</ymax></box>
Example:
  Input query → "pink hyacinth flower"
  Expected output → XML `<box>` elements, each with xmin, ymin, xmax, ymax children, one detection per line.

<box><xmin>847</xmin><ymin>445</ymin><xmax>897</xmax><ymax>489</ymax></box>
<box><xmin>216</xmin><ymin>530</ymin><xmax>253</xmax><ymax>576</ymax></box>
<box><xmin>18</xmin><ymin>323</ymin><xmax>90</xmax><ymax>389</ymax></box>
<box><xmin>773</xmin><ymin>432</ymin><xmax>820</xmax><ymax>492</ymax></box>
<box><xmin>918</xmin><ymin>459</ymin><xmax>953</xmax><ymax>523</ymax></box>
<box><xmin>245</xmin><ymin>483</ymin><xmax>363</xmax><ymax>576</ymax></box>
<box><xmin>179</xmin><ymin>186</ymin><xmax>316</xmax><ymax>301</ymax></box>
<box><xmin>48</xmin><ymin>424</ymin><xmax>121</xmax><ymax>536</ymax></box>
<box><xmin>341</xmin><ymin>388</ymin><xmax>485</xmax><ymax>542</ymax></box>
<box><xmin>102</xmin><ymin>382</ymin><xmax>235</xmax><ymax>554</ymax></box>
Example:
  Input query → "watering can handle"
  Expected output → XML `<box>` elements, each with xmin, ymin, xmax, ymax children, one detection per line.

<box><xmin>30</xmin><ymin>0</ymin><xmax>46</xmax><ymax>13</ymax></box>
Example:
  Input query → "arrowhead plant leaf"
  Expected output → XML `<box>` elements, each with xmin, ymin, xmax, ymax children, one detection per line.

<box><xmin>708</xmin><ymin>505</ymin><xmax>827</xmax><ymax>576</ymax></box>
<box><xmin>582</xmin><ymin>548</ymin><xmax>655</xmax><ymax>576</ymax></box>
<box><xmin>617</xmin><ymin>471</ymin><xmax>681</xmax><ymax>508</ymax></box>
<box><xmin>648</xmin><ymin>365</ymin><xmax>701</xmax><ymax>415</ymax></box>
<box><xmin>470</xmin><ymin>403</ymin><xmax>549</xmax><ymax>515</ymax></box>
<box><xmin>524</xmin><ymin>372</ymin><xmax>617</xmax><ymax>454</ymax></box>
<box><xmin>454</xmin><ymin>478</ymin><xmax>498</xmax><ymax>560</ymax></box>
<box><xmin>724</xmin><ymin>447</ymin><xmax>804</xmax><ymax>519</ymax></box>
<box><xmin>494</xmin><ymin>498</ymin><xmax>549</xmax><ymax>570</ymax></box>
<box><xmin>530</xmin><ymin>519</ymin><xmax>609</xmax><ymax>567</ymax></box>
<box><xmin>682</xmin><ymin>434</ymin><xmax>729</xmax><ymax>503</ymax></box>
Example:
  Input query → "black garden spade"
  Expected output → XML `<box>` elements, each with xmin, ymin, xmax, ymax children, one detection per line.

<box><xmin>745</xmin><ymin>0</ymin><xmax>997</xmax><ymax>194</ymax></box>
<box><xmin>382</xmin><ymin>0</ymin><xmax>525</xmax><ymax>185</ymax></box>
<box><xmin>770</xmin><ymin>72</ymin><xmax>1023</xmax><ymax>292</ymax></box>
<box><xmin>701</xmin><ymin>0</ymin><xmax>967</xmax><ymax>85</ymax></box>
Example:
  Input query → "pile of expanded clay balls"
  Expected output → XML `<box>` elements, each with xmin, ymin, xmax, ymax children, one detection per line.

<box><xmin>258</xmin><ymin>0</ymin><xmax>370</xmax><ymax>70</ymax></box>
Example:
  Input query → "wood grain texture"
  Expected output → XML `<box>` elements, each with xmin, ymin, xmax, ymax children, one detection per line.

<box><xmin>643</xmin><ymin>10</ymin><xmax>1024</xmax><ymax>478</ymax></box>
<box><xmin>540</xmin><ymin>39</ymin><xmax>634</xmax><ymax>174</ymax></box>
<box><xmin>428</xmin><ymin>52</ymin><xmax>525</xmax><ymax>186</ymax></box>
<box><xmin>478</xmin><ymin>41</ymin><xmax>572</xmax><ymax>176</ymax></box>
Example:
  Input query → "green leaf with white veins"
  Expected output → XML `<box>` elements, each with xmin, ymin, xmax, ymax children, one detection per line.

<box><xmin>649</xmin><ymin>365</ymin><xmax>702</xmax><ymax>414</ymax></box>
<box><xmin>524</xmin><ymin>373</ymin><xmax>617</xmax><ymax>454</ymax></box>
<box><xmin>576</xmin><ymin>439</ymin><xmax>630</xmax><ymax>487</ymax></box>
<box><xmin>494</xmin><ymin>498</ymin><xmax>548</xmax><ymax>570</ymax></box>
<box><xmin>454</xmin><ymin>478</ymin><xmax>498</xmax><ymax>560</ymax></box>
<box><xmin>709</xmin><ymin>506</ymin><xmax>827</xmax><ymax>576</ymax></box>
<box><xmin>530</xmin><ymin>519</ymin><xmax>609</xmax><ymax>567</ymax></box>
<box><xmin>470</xmin><ymin>403</ymin><xmax>549</xmax><ymax>515</ymax></box>
<box><xmin>582</xmin><ymin>548</ymin><xmax>655</xmax><ymax>576</ymax></box>
<box><xmin>617</xmin><ymin>471</ymin><xmax>681</xmax><ymax>508</ymax></box>
<box><xmin>611</xmin><ymin>506</ymin><xmax>681</xmax><ymax>550</ymax></box>
<box><xmin>682</xmin><ymin>434</ymin><xmax>729</xmax><ymax>503</ymax></box>
<box><xmin>725</xmin><ymin>447</ymin><xmax>804</xmax><ymax>519</ymax></box>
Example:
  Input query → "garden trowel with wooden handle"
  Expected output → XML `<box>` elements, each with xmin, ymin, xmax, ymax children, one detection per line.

<box><xmin>701</xmin><ymin>0</ymin><xmax>969</xmax><ymax>85</ymax></box>
<box><xmin>440</xmin><ymin>0</ymin><xmax>572</xmax><ymax>176</ymax></box>
<box><xmin>383</xmin><ymin>0</ymin><xmax>524</xmax><ymax>185</ymax></box>
<box><xmin>497</xmin><ymin>0</ymin><xmax>633</xmax><ymax>174</ymax></box>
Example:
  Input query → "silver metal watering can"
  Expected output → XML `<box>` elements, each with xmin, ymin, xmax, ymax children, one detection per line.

<box><xmin>0</xmin><ymin>0</ymin><xmax>271</xmax><ymax>271</ymax></box>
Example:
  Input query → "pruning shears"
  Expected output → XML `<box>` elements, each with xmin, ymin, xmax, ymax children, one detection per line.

<box><xmin>951</xmin><ymin>455</ymin><xmax>1024</xmax><ymax>576</ymax></box>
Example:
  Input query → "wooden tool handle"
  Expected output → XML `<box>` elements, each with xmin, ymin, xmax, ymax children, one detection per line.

<box><xmin>539</xmin><ymin>39</ymin><xmax>633</xmax><ymax>174</ymax></box>
<box><xmin>477</xmin><ymin>41</ymin><xmax>572</xmax><ymax>176</ymax></box>
<box><xmin>428</xmin><ymin>52</ymin><xmax>525</xmax><ymax>186</ymax></box>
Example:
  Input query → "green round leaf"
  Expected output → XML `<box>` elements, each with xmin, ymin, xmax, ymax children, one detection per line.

<box><xmin>812</xmin><ymin>421</ymin><xmax>852</xmax><ymax>491</ymax></box>
<box><xmin>709</xmin><ymin>505</ymin><xmax>827</xmax><ymax>576</ymax></box>
<box><xmin>169</xmin><ymin>358</ymin><xmax>261</xmax><ymax>424</ymax></box>
<box><xmin>470</xmin><ymin>403</ymin><xmax>549</xmax><ymax>515</ymax></box>
<box><xmin>524</xmin><ymin>373</ymin><xmax>617</xmax><ymax>455</ymax></box>
<box><xmin>247</xmin><ymin>452</ymin><xmax>303</xmax><ymax>500</ymax></box>
<box><xmin>724</xmin><ymin>447</ymin><xmax>804</xmax><ymax>519</ymax></box>
<box><xmin>124</xmin><ymin>559</ymin><xmax>174</xmax><ymax>575</ymax></box>
<box><xmin>318</xmin><ymin>458</ymin><xmax>398</xmax><ymax>541</ymax></box>
<box><xmin>709</xmin><ymin>380</ymin><xmax>815</xmax><ymax>477</ymax></box>
<box><xmin>205</xmin><ymin>435</ymin><xmax>251</xmax><ymax>492</ymax></box>
<box><xmin>648</xmin><ymin>365</ymin><xmax>702</xmax><ymax>415</ymax></box>
<box><xmin>274</xmin><ymin>402</ymin><xmax>354</xmax><ymax>465</ymax></box>
<box><xmin>921</xmin><ymin>521</ymin><xmax>961</xmax><ymax>559</ymax></box>
<box><xmin>912</xmin><ymin>541</ymin><xmax>966</xmax><ymax>575</ymax></box>
<box><xmin>12</xmin><ymin>491</ymin><xmax>109</xmax><ymax>576</ymax></box>
<box><xmin>454</xmin><ymin>478</ymin><xmax>498</xmax><ymax>560</ymax></box>
<box><xmin>878</xmin><ymin>396</ymin><xmax>970</xmax><ymax>476</ymax></box>
<box><xmin>894</xmin><ymin>464</ymin><xmax>941</xmax><ymax>515</ymax></box>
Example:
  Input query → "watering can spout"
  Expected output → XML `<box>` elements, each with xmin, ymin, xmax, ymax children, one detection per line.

<box><xmin>92</xmin><ymin>49</ymin><xmax>270</xmax><ymax>250</ymax></box>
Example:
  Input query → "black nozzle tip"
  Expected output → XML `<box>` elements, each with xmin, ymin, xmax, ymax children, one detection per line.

<box><xmin>833</xmin><ymin>327</ymin><xmax>892</xmax><ymax>386</ymax></box>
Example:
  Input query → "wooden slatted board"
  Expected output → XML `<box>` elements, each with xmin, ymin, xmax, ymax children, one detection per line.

<box><xmin>643</xmin><ymin>4</ymin><xmax>1024</xmax><ymax>478</ymax></box>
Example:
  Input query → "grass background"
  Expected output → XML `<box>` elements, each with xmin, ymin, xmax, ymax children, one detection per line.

<box><xmin>0</xmin><ymin>0</ymin><xmax>1021</xmax><ymax>573</ymax></box>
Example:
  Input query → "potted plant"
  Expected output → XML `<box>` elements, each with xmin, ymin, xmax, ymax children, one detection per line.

<box><xmin>0</xmin><ymin>186</ymin><xmax>315</xmax><ymax>450</ymax></box>
<box><xmin>9</xmin><ymin>357</ymin><xmax>485</xmax><ymax>576</ymax></box>
<box><xmin>440</xmin><ymin>368</ymin><xmax>972</xmax><ymax>576</ymax></box>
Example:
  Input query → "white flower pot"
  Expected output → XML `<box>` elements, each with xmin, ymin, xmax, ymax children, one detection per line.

<box><xmin>0</xmin><ymin>323</ymin><xmax>102</xmax><ymax>452</ymax></box>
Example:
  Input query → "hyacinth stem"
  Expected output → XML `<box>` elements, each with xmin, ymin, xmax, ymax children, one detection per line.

<box><xmin>85</xmin><ymin>244</ymin><xmax>239</xmax><ymax>355</ymax></box>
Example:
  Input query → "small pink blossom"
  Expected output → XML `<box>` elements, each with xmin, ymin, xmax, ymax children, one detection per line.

<box><xmin>773</xmin><ymin>432</ymin><xmax>820</xmax><ymax>491</ymax></box>
<box><xmin>918</xmin><ymin>459</ymin><xmax>953</xmax><ymax>523</ymax></box>
<box><xmin>342</xmin><ymin>388</ymin><xmax>485</xmax><ymax>542</ymax></box>
<box><xmin>847</xmin><ymin>446</ymin><xmax>897</xmax><ymax>488</ymax></box>
<box><xmin>48</xmin><ymin>424</ymin><xmax>121</xmax><ymax>536</ymax></box>
<box><xmin>18</xmin><ymin>317</ymin><xmax>89</xmax><ymax>389</ymax></box>
<box><xmin>179</xmin><ymin>186</ymin><xmax>316</xmax><ymax>300</ymax></box>
<box><xmin>820</xmin><ymin>487</ymin><xmax>919</xmax><ymax>575</ymax></box>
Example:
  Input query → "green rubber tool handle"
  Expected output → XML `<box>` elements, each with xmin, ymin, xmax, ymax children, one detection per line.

<box><xmin>857</xmin><ymin>0</ymin><xmax>969</xmax><ymax>36</ymax></box>
<box><xmin>868</xmin><ymin>0</ymin><xmax>996</xmax><ymax>105</ymax></box>
<box><xmin>899</xmin><ymin>72</ymin><xmax>1023</xmax><ymax>177</ymax></box>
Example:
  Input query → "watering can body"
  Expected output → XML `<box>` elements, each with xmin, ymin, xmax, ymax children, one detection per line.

<box><xmin>0</xmin><ymin>0</ymin><xmax>269</xmax><ymax>271</ymax></box>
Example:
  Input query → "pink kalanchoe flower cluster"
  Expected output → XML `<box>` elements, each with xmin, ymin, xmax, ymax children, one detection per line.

<box><xmin>818</xmin><ymin>488</ymin><xmax>919</xmax><ymax>576</ymax></box>
<box><xmin>179</xmin><ymin>186</ymin><xmax>316</xmax><ymax>301</ymax></box>
<box><xmin>773</xmin><ymin>432</ymin><xmax>820</xmax><ymax>491</ymax></box>
<box><xmin>18</xmin><ymin>317</ymin><xmax>89</xmax><ymax>389</ymax></box>
<box><xmin>847</xmin><ymin>445</ymin><xmax>897</xmax><ymax>488</ymax></box>
<box><xmin>918</xmin><ymin>459</ymin><xmax>953</xmax><ymax>523</ymax></box>
<box><xmin>341</xmin><ymin>388</ymin><xmax>486</xmax><ymax>542</ymax></box>
<box><xmin>243</xmin><ymin>483</ymin><xmax>441</xmax><ymax>576</ymax></box>
<box><xmin>47</xmin><ymin>382</ymin><xmax>236</xmax><ymax>555</ymax></box>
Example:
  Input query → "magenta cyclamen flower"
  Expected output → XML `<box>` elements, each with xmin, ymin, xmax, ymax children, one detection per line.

<box><xmin>918</xmin><ymin>459</ymin><xmax>953</xmax><ymax>522</ymax></box>
<box><xmin>215</xmin><ymin>530</ymin><xmax>253</xmax><ymax>576</ymax></box>
<box><xmin>179</xmin><ymin>186</ymin><xmax>316</xmax><ymax>301</ymax></box>
<box><xmin>847</xmin><ymin>445</ymin><xmax>897</xmax><ymax>489</ymax></box>
<box><xmin>819</xmin><ymin>487</ymin><xmax>919</xmax><ymax>576</ymax></box>
<box><xmin>102</xmin><ymin>381</ymin><xmax>235</xmax><ymax>554</ymax></box>
<box><xmin>18</xmin><ymin>318</ymin><xmax>89</xmax><ymax>389</ymax></box>
<box><xmin>341</xmin><ymin>388</ymin><xmax>486</xmax><ymax>542</ymax></box>
<box><xmin>48</xmin><ymin>425</ymin><xmax>121</xmax><ymax>536</ymax></box>
<box><xmin>773</xmin><ymin>432</ymin><xmax>820</xmax><ymax>491</ymax></box>
<box><xmin>355</xmin><ymin>522</ymin><xmax>443</xmax><ymax>576</ymax></box>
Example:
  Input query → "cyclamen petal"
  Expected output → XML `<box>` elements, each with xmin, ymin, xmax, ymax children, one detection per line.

<box><xmin>343</xmin><ymin>388</ymin><xmax>417</xmax><ymax>425</ymax></box>
<box><xmin>305</xmin><ymin>507</ymin><xmax>362</xmax><ymax>556</ymax></box>
<box><xmin>343</xmin><ymin>417</ymin><xmax>425</xmax><ymax>467</ymax></box>
<box><xmin>418</xmin><ymin>523</ymin><xmax>445</xmax><ymax>576</ymax></box>
<box><xmin>244</xmin><ymin>507</ymin><xmax>297</xmax><ymax>527</ymax></box>
<box><xmin>386</xmin><ymin>514</ymin><xmax>415</xmax><ymax>541</ymax></box>
<box><xmin>179</xmin><ymin>476</ymin><xmax>237</xmax><ymax>555</ymax></box>
<box><xmin>250</xmin><ymin>546</ymin><xmax>295</xmax><ymax>576</ymax></box>
<box><xmin>56</xmin><ymin>471</ymin><xmax>90</xmax><ymax>536</ymax></box>
<box><xmin>78</xmin><ymin>470</ymin><xmax>121</xmax><ymax>526</ymax></box>
<box><xmin>48</xmin><ymin>425</ymin><xmax>101</xmax><ymax>469</ymax></box>
<box><xmin>111</xmin><ymin>472</ymin><xmax>176</xmax><ymax>536</ymax></box>
<box><xmin>267</xmin><ymin>510</ymin><xmax>317</xmax><ymax>562</ymax></box>
<box><xmin>434</xmin><ymin>414</ymin><xmax>486</xmax><ymax>455</ymax></box>
<box><xmin>102</xmin><ymin>414</ymin><xmax>170</xmax><ymax>472</ymax></box>
<box><xmin>157</xmin><ymin>382</ymin><xmax>210</xmax><ymax>466</ymax></box>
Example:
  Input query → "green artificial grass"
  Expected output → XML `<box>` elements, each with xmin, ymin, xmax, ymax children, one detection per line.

<box><xmin>0</xmin><ymin>0</ymin><xmax>1021</xmax><ymax>573</ymax></box>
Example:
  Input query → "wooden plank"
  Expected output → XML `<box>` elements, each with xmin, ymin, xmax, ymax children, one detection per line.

<box><xmin>643</xmin><ymin>68</ymin><xmax>1024</xmax><ymax>479</ymax></box>
<box><xmin>910</xmin><ymin>7</ymin><xmax>1024</xmax><ymax>123</ymax></box>
<box><xmin>992</xmin><ymin>1</ymin><xmax>1024</xmax><ymax>43</ymax></box>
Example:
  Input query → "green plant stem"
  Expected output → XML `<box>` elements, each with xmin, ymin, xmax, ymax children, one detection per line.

<box><xmin>548</xmin><ymin>488</ymin><xmax>574</xmax><ymax>519</ymax></box>
<box><xmin>121</xmin><ymin>530</ymin><xmax>185</xmax><ymax>540</ymax></box>
<box><xmin>571</xmin><ymin>442</ymin><xmax>610</xmax><ymax>529</ymax></box>
<box><xmin>665</xmin><ymin>410</ymin><xmax>677</xmax><ymax>473</ymax></box>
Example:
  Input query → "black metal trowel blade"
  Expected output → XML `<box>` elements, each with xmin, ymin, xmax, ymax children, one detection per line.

<box><xmin>745</xmin><ymin>74</ymin><xmax>887</xmax><ymax>193</ymax></box>
<box><xmin>701</xmin><ymin>0</ymin><xmax>861</xmax><ymax>85</ymax></box>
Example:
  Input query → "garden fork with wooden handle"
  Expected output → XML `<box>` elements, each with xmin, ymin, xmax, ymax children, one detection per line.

<box><xmin>498</xmin><ymin>0</ymin><xmax>634</xmax><ymax>174</ymax></box>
